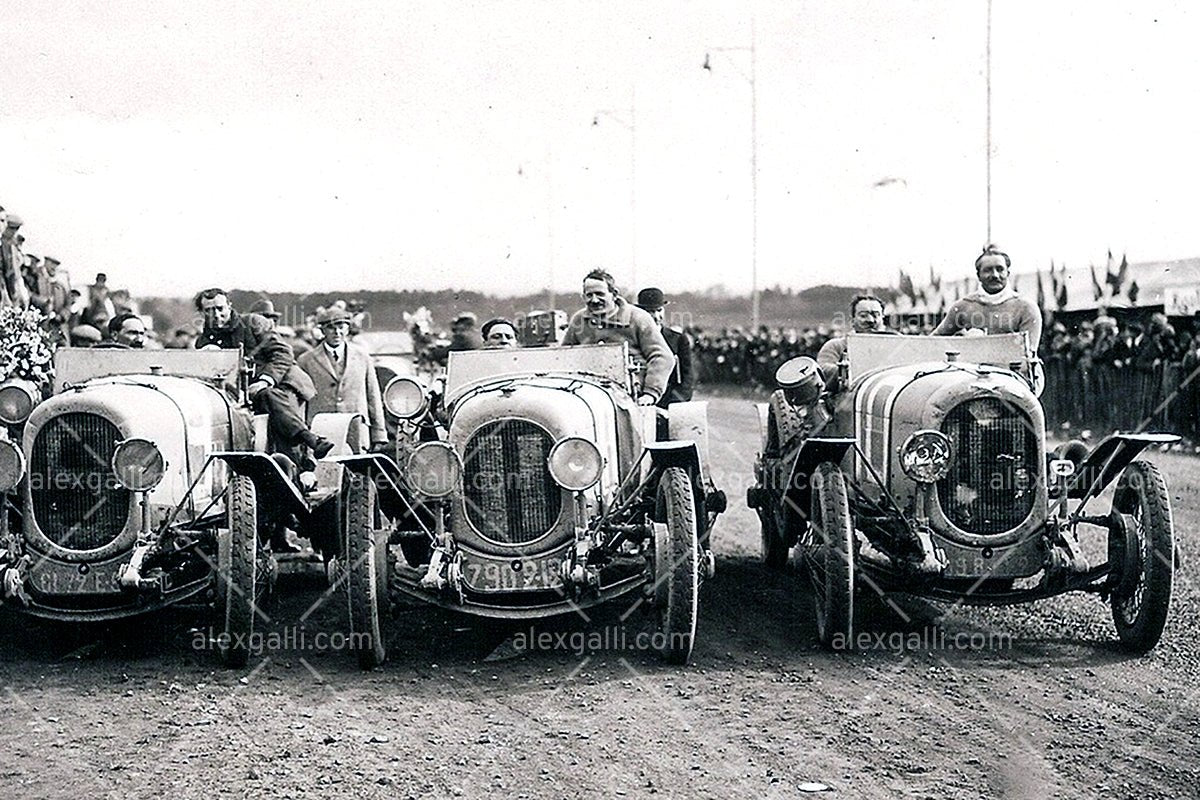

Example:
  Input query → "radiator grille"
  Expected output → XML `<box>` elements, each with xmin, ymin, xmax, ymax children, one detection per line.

<box><xmin>31</xmin><ymin>413</ymin><xmax>130</xmax><ymax>550</ymax></box>
<box><xmin>937</xmin><ymin>399</ymin><xmax>1038</xmax><ymax>534</ymax></box>
<box><xmin>463</xmin><ymin>420</ymin><xmax>561</xmax><ymax>545</ymax></box>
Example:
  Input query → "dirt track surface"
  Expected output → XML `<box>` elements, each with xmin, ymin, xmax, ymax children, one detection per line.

<box><xmin>2</xmin><ymin>393</ymin><xmax>1199</xmax><ymax>799</ymax></box>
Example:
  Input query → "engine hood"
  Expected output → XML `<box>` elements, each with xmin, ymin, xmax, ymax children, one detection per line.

<box><xmin>22</xmin><ymin>375</ymin><xmax>241</xmax><ymax>561</ymax></box>
<box><xmin>834</xmin><ymin>361</ymin><xmax>1047</xmax><ymax>545</ymax></box>
<box><xmin>445</xmin><ymin>376</ymin><xmax>629</xmax><ymax>557</ymax></box>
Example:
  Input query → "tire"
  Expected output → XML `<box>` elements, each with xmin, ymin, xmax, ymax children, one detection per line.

<box><xmin>806</xmin><ymin>461</ymin><xmax>855</xmax><ymax>649</ymax></box>
<box><xmin>767</xmin><ymin>390</ymin><xmax>806</xmax><ymax>454</ymax></box>
<box><xmin>654</xmin><ymin>466</ymin><xmax>699</xmax><ymax>665</ymax></box>
<box><xmin>759</xmin><ymin>497</ymin><xmax>789</xmax><ymax>570</ymax></box>
<box><xmin>1110</xmin><ymin>460</ymin><xmax>1174</xmax><ymax>653</ymax></box>
<box><xmin>345</xmin><ymin>472</ymin><xmax>389</xmax><ymax>668</ymax></box>
<box><xmin>217</xmin><ymin>474</ymin><xmax>263</xmax><ymax>668</ymax></box>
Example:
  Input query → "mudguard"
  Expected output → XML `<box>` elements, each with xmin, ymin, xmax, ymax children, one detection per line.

<box><xmin>781</xmin><ymin>437</ymin><xmax>856</xmax><ymax>521</ymax></box>
<box><xmin>1067</xmin><ymin>432</ymin><xmax>1180</xmax><ymax>502</ymax></box>
<box><xmin>646</xmin><ymin>440</ymin><xmax>703</xmax><ymax>481</ymax></box>
<box><xmin>211</xmin><ymin>451</ymin><xmax>308</xmax><ymax>521</ymax></box>
<box><xmin>334</xmin><ymin>453</ymin><xmax>426</xmax><ymax>526</ymax></box>
<box><xmin>311</xmin><ymin>412</ymin><xmax>365</xmax><ymax>456</ymax></box>
<box><xmin>667</xmin><ymin>401</ymin><xmax>711</xmax><ymax>480</ymax></box>
<box><xmin>754</xmin><ymin>402</ymin><xmax>770</xmax><ymax>446</ymax></box>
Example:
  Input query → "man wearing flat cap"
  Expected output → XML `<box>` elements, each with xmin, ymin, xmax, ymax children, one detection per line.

<box><xmin>298</xmin><ymin>306</ymin><xmax>387</xmax><ymax>451</ymax></box>
<box><xmin>636</xmin><ymin>287</ymin><xmax>694</xmax><ymax>407</ymax></box>
<box><xmin>562</xmin><ymin>269</ymin><xmax>675</xmax><ymax>405</ymax></box>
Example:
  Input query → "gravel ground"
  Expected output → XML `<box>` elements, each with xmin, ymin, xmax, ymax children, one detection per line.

<box><xmin>1</xmin><ymin>394</ymin><xmax>1198</xmax><ymax>799</ymax></box>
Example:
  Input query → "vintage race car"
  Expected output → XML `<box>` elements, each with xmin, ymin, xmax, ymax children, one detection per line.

<box><xmin>342</xmin><ymin>343</ymin><xmax>725</xmax><ymax>667</ymax></box>
<box><xmin>0</xmin><ymin>347</ymin><xmax>395</xmax><ymax>667</ymax></box>
<box><xmin>747</xmin><ymin>333</ymin><xmax>1177</xmax><ymax>652</ymax></box>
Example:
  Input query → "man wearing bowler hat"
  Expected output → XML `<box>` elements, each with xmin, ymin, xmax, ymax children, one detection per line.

<box><xmin>635</xmin><ymin>287</ymin><xmax>694</xmax><ymax>407</ymax></box>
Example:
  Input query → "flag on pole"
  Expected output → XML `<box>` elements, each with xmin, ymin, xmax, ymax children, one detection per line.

<box><xmin>1089</xmin><ymin>263</ymin><xmax>1103</xmax><ymax>300</ymax></box>
<box><xmin>898</xmin><ymin>269</ymin><xmax>916</xmax><ymax>305</ymax></box>
<box><xmin>1056</xmin><ymin>263</ymin><xmax>1068</xmax><ymax>310</ymax></box>
<box><xmin>1115</xmin><ymin>253</ymin><xmax>1129</xmax><ymax>294</ymax></box>
<box><xmin>1128</xmin><ymin>278</ymin><xmax>1140</xmax><ymax>304</ymax></box>
<box><xmin>1104</xmin><ymin>249</ymin><xmax>1119</xmax><ymax>291</ymax></box>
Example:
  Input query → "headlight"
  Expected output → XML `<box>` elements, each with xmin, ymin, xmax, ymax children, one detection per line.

<box><xmin>0</xmin><ymin>380</ymin><xmax>38</xmax><ymax>426</ymax></box>
<box><xmin>112</xmin><ymin>438</ymin><xmax>166</xmax><ymax>491</ymax></box>
<box><xmin>899</xmin><ymin>430</ymin><xmax>954</xmax><ymax>483</ymax></box>
<box><xmin>383</xmin><ymin>376</ymin><xmax>428</xmax><ymax>419</ymax></box>
<box><xmin>406</xmin><ymin>442</ymin><xmax>460</xmax><ymax>498</ymax></box>
<box><xmin>0</xmin><ymin>438</ymin><xmax>26</xmax><ymax>493</ymax></box>
<box><xmin>547</xmin><ymin>437</ymin><xmax>603</xmax><ymax>491</ymax></box>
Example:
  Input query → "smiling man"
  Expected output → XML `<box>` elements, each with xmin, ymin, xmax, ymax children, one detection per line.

<box><xmin>933</xmin><ymin>244</ymin><xmax>1042</xmax><ymax>351</ymax></box>
<box><xmin>561</xmin><ymin>269</ymin><xmax>675</xmax><ymax>406</ymax></box>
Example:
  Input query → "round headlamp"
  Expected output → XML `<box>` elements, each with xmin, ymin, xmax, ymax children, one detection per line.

<box><xmin>112</xmin><ymin>438</ymin><xmax>166</xmax><ymax>492</ymax></box>
<box><xmin>547</xmin><ymin>437</ymin><xmax>603</xmax><ymax>492</ymax></box>
<box><xmin>0</xmin><ymin>438</ymin><xmax>26</xmax><ymax>493</ymax></box>
<box><xmin>0</xmin><ymin>380</ymin><xmax>38</xmax><ymax>426</ymax></box>
<box><xmin>406</xmin><ymin>442</ymin><xmax>460</xmax><ymax>498</ymax></box>
<box><xmin>899</xmin><ymin>430</ymin><xmax>954</xmax><ymax>483</ymax></box>
<box><xmin>383</xmin><ymin>376</ymin><xmax>428</xmax><ymax>420</ymax></box>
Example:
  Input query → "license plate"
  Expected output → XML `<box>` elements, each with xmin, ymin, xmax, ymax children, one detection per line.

<box><xmin>461</xmin><ymin>552</ymin><xmax>565</xmax><ymax>593</ymax></box>
<box><xmin>29</xmin><ymin>560</ymin><xmax>120</xmax><ymax>595</ymax></box>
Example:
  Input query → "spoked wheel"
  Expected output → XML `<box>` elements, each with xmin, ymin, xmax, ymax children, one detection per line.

<box><xmin>216</xmin><ymin>474</ymin><xmax>273</xmax><ymax>668</ymax></box>
<box><xmin>803</xmin><ymin>461</ymin><xmax>855</xmax><ymax>649</ymax></box>
<box><xmin>1110</xmin><ymin>460</ymin><xmax>1174</xmax><ymax>653</ymax></box>
<box><xmin>653</xmin><ymin>466</ymin><xmax>699</xmax><ymax>665</ymax></box>
<box><xmin>345</xmin><ymin>472</ymin><xmax>390</xmax><ymax>668</ymax></box>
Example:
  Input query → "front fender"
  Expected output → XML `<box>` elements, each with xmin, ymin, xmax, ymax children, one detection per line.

<box><xmin>1068</xmin><ymin>432</ymin><xmax>1181</xmax><ymax>503</ymax></box>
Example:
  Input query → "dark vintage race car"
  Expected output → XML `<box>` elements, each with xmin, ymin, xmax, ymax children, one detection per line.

<box><xmin>0</xmin><ymin>347</ymin><xmax>403</xmax><ymax>667</ymax></box>
<box><xmin>747</xmin><ymin>333</ymin><xmax>1177</xmax><ymax>652</ymax></box>
<box><xmin>340</xmin><ymin>343</ymin><xmax>726</xmax><ymax>667</ymax></box>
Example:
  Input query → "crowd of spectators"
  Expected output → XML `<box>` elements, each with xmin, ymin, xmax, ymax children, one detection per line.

<box><xmin>0</xmin><ymin>203</ymin><xmax>153</xmax><ymax>348</ymax></box>
<box><xmin>1040</xmin><ymin>311</ymin><xmax>1200</xmax><ymax>440</ymax></box>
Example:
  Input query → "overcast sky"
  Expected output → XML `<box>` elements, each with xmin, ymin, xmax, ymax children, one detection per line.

<box><xmin>1</xmin><ymin>1</ymin><xmax>1196</xmax><ymax>298</ymax></box>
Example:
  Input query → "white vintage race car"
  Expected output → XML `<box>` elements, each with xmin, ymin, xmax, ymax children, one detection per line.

<box><xmin>748</xmin><ymin>333</ymin><xmax>1177</xmax><ymax>652</ymax></box>
<box><xmin>344</xmin><ymin>343</ymin><xmax>726</xmax><ymax>667</ymax></box>
<box><xmin>0</xmin><ymin>347</ymin><xmax>396</xmax><ymax>667</ymax></box>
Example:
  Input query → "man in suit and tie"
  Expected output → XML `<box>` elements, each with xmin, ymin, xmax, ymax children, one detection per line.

<box><xmin>635</xmin><ymin>287</ymin><xmax>695</xmax><ymax>407</ymax></box>
<box><xmin>298</xmin><ymin>306</ymin><xmax>388</xmax><ymax>451</ymax></box>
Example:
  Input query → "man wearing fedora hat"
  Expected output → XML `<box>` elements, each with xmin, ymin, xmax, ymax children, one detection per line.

<box><xmin>249</xmin><ymin>297</ymin><xmax>282</xmax><ymax>328</ymax></box>
<box><xmin>635</xmin><ymin>287</ymin><xmax>694</xmax><ymax>407</ymax></box>
<box><xmin>298</xmin><ymin>305</ymin><xmax>387</xmax><ymax>451</ymax></box>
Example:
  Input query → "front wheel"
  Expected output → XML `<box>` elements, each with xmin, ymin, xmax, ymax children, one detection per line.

<box><xmin>1110</xmin><ymin>460</ymin><xmax>1174</xmax><ymax>653</ymax></box>
<box><xmin>758</xmin><ymin>494</ymin><xmax>789</xmax><ymax>570</ymax></box>
<box><xmin>654</xmin><ymin>466</ymin><xmax>699</xmax><ymax>665</ymax></box>
<box><xmin>804</xmin><ymin>461</ymin><xmax>855</xmax><ymax>649</ymax></box>
<box><xmin>345</xmin><ymin>472</ymin><xmax>390</xmax><ymax>668</ymax></box>
<box><xmin>216</xmin><ymin>474</ymin><xmax>272</xmax><ymax>668</ymax></box>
